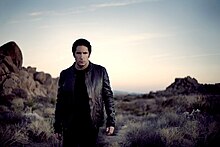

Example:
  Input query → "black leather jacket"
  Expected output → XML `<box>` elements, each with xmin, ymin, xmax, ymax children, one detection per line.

<box><xmin>54</xmin><ymin>62</ymin><xmax>115</xmax><ymax>133</ymax></box>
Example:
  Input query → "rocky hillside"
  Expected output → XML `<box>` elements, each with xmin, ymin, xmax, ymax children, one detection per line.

<box><xmin>148</xmin><ymin>76</ymin><xmax>220</xmax><ymax>97</ymax></box>
<box><xmin>0</xmin><ymin>41</ymin><xmax>58</xmax><ymax>112</ymax></box>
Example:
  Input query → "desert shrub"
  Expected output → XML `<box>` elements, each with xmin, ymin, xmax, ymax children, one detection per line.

<box><xmin>43</xmin><ymin>107</ymin><xmax>54</xmax><ymax>118</ymax></box>
<box><xmin>181</xmin><ymin>120</ymin><xmax>200</xmax><ymax>143</ymax></box>
<box><xmin>159</xmin><ymin>95</ymin><xmax>203</xmax><ymax>113</ymax></box>
<box><xmin>25</xmin><ymin>98</ymin><xmax>34</xmax><ymax>107</ymax></box>
<box><xmin>0</xmin><ymin>104</ymin><xmax>9</xmax><ymax>112</ymax></box>
<box><xmin>97</xmin><ymin>135</ymin><xmax>121</xmax><ymax>147</ymax></box>
<box><xmin>160</xmin><ymin>126</ymin><xmax>195</xmax><ymax>147</ymax></box>
<box><xmin>34</xmin><ymin>96</ymin><xmax>51</xmax><ymax>106</ymax></box>
<box><xmin>160</xmin><ymin>127</ymin><xmax>182</xmax><ymax>147</ymax></box>
<box><xmin>27</xmin><ymin>119</ymin><xmax>54</xmax><ymax>143</ymax></box>
<box><xmin>159</xmin><ymin>120</ymin><xmax>199</xmax><ymax>147</ymax></box>
<box><xmin>0</xmin><ymin>111</ymin><xmax>24</xmax><ymax>124</ymax></box>
<box><xmin>195</xmin><ymin>95</ymin><xmax>220</xmax><ymax>115</ymax></box>
<box><xmin>113</xmin><ymin>114</ymin><xmax>129</xmax><ymax>132</ymax></box>
<box><xmin>199</xmin><ymin>121</ymin><xmax>220</xmax><ymax>147</ymax></box>
<box><xmin>11</xmin><ymin>98</ymin><xmax>24</xmax><ymax>111</ymax></box>
<box><xmin>157</xmin><ymin>111</ymin><xmax>186</xmax><ymax>128</ymax></box>
<box><xmin>122</xmin><ymin>122</ymin><xmax>165</xmax><ymax>147</ymax></box>
<box><xmin>117</xmin><ymin>99</ymin><xmax>150</xmax><ymax>116</ymax></box>
<box><xmin>122</xmin><ymin>94</ymin><xmax>139</xmax><ymax>101</ymax></box>
<box><xmin>0</xmin><ymin>123</ymin><xmax>29</xmax><ymax>146</ymax></box>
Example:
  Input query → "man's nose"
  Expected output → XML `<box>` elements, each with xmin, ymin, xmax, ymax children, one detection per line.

<box><xmin>80</xmin><ymin>54</ymin><xmax>84</xmax><ymax>58</ymax></box>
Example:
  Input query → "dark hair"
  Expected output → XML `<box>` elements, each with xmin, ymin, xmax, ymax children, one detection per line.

<box><xmin>72</xmin><ymin>38</ymin><xmax>92</xmax><ymax>55</ymax></box>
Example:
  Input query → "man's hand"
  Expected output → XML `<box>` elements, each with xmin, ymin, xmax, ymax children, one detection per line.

<box><xmin>106</xmin><ymin>126</ymin><xmax>115</xmax><ymax>135</ymax></box>
<box><xmin>55</xmin><ymin>133</ymin><xmax>62</xmax><ymax>140</ymax></box>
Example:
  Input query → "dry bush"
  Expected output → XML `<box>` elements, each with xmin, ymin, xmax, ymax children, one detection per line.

<box><xmin>117</xmin><ymin>93</ymin><xmax>220</xmax><ymax>147</ymax></box>
<box><xmin>122</xmin><ymin>121</ymin><xmax>165</xmax><ymax>147</ymax></box>
<box><xmin>181</xmin><ymin>120</ymin><xmax>200</xmax><ymax>141</ymax></box>
<box><xmin>27</xmin><ymin>119</ymin><xmax>54</xmax><ymax>143</ymax></box>
<box><xmin>120</xmin><ymin>94</ymin><xmax>139</xmax><ymax>102</ymax></box>
<box><xmin>0</xmin><ymin>111</ymin><xmax>24</xmax><ymax>124</ymax></box>
<box><xmin>114</xmin><ymin>114</ymin><xmax>133</xmax><ymax>131</ymax></box>
<box><xmin>117</xmin><ymin>99</ymin><xmax>150</xmax><ymax>116</ymax></box>
<box><xmin>160</xmin><ymin>127</ymin><xmax>183</xmax><ymax>147</ymax></box>
<box><xmin>0</xmin><ymin>123</ymin><xmax>29</xmax><ymax>146</ymax></box>
<box><xmin>161</xmin><ymin>121</ymin><xmax>199</xmax><ymax>147</ymax></box>
<box><xmin>194</xmin><ymin>95</ymin><xmax>220</xmax><ymax>115</ymax></box>
<box><xmin>0</xmin><ymin>105</ymin><xmax>9</xmax><ymax>112</ymax></box>
<box><xmin>157</xmin><ymin>111</ymin><xmax>186</xmax><ymax>128</ymax></box>
<box><xmin>11</xmin><ymin>98</ymin><xmax>24</xmax><ymax>111</ymax></box>
<box><xmin>43</xmin><ymin>107</ymin><xmax>55</xmax><ymax>118</ymax></box>
<box><xmin>158</xmin><ymin>95</ymin><xmax>203</xmax><ymax>113</ymax></box>
<box><xmin>168</xmin><ymin>95</ymin><xmax>220</xmax><ymax>115</ymax></box>
<box><xmin>24</xmin><ymin>98</ymin><xmax>34</xmax><ymax>107</ymax></box>
<box><xmin>35</xmin><ymin>96</ymin><xmax>53</xmax><ymax>105</ymax></box>
<box><xmin>201</xmin><ymin>121</ymin><xmax>220</xmax><ymax>147</ymax></box>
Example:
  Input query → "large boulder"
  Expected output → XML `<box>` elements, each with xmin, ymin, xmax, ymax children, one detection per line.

<box><xmin>0</xmin><ymin>41</ymin><xmax>23</xmax><ymax>80</ymax></box>
<box><xmin>0</xmin><ymin>41</ymin><xmax>23</xmax><ymax>69</ymax></box>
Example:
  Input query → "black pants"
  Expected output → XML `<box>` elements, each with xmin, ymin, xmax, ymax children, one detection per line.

<box><xmin>63</xmin><ymin>125</ymin><xmax>99</xmax><ymax>147</ymax></box>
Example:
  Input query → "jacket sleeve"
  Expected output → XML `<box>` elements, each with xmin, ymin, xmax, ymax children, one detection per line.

<box><xmin>54</xmin><ymin>71</ymin><xmax>65</xmax><ymax>133</ymax></box>
<box><xmin>102</xmin><ymin>67</ymin><xmax>116</xmax><ymax>127</ymax></box>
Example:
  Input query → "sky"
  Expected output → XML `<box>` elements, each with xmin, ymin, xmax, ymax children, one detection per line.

<box><xmin>0</xmin><ymin>0</ymin><xmax>220</xmax><ymax>93</ymax></box>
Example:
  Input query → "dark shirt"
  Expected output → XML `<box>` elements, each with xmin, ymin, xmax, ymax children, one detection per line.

<box><xmin>73</xmin><ymin>67</ymin><xmax>91</xmax><ymax>128</ymax></box>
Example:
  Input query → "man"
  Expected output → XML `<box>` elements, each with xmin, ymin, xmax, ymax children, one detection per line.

<box><xmin>54</xmin><ymin>38</ymin><xmax>115</xmax><ymax>147</ymax></box>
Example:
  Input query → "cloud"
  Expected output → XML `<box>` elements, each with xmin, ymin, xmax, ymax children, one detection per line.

<box><xmin>29</xmin><ymin>18</ymin><xmax>42</xmax><ymax>22</ymax></box>
<box><xmin>27</xmin><ymin>0</ymin><xmax>159</xmax><ymax>17</ymax></box>
<box><xmin>7</xmin><ymin>16</ymin><xmax>42</xmax><ymax>25</ymax></box>
<box><xmin>29</xmin><ymin>12</ymin><xmax>43</xmax><ymax>16</ymax></box>
<box><xmin>91</xmin><ymin>1</ymin><xmax>137</xmax><ymax>8</ymax></box>
<box><xmin>91</xmin><ymin>0</ymin><xmax>158</xmax><ymax>9</ymax></box>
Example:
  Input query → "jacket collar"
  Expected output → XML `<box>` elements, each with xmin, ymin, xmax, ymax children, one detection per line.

<box><xmin>72</xmin><ymin>61</ymin><xmax>93</xmax><ymax>73</ymax></box>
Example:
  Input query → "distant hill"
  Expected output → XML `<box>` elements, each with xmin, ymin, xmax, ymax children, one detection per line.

<box><xmin>148</xmin><ymin>76</ymin><xmax>220</xmax><ymax>97</ymax></box>
<box><xmin>113</xmin><ymin>90</ymin><xmax>141</xmax><ymax>96</ymax></box>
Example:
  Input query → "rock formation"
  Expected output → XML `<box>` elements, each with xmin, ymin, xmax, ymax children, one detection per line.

<box><xmin>149</xmin><ymin>76</ymin><xmax>220</xmax><ymax>97</ymax></box>
<box><xmin>165</xmin><ymin>76</ymin><xmax>200</xmax><ymax>94</ymax></box>
<box><xmin>0</xmin><ymin>41</ymin><xmax>23</xmax><ymax>76</ymax></box>
<box><xmin>0</xmin><ymin>41</ymin><xmax>58</xmax><ymax>111</ymax></box>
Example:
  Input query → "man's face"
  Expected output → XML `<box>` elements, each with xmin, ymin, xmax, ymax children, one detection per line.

<box><xmin>74</xmin><ymin>45</ymin><xmax>90</xmax><ymax>68</ymax></box>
